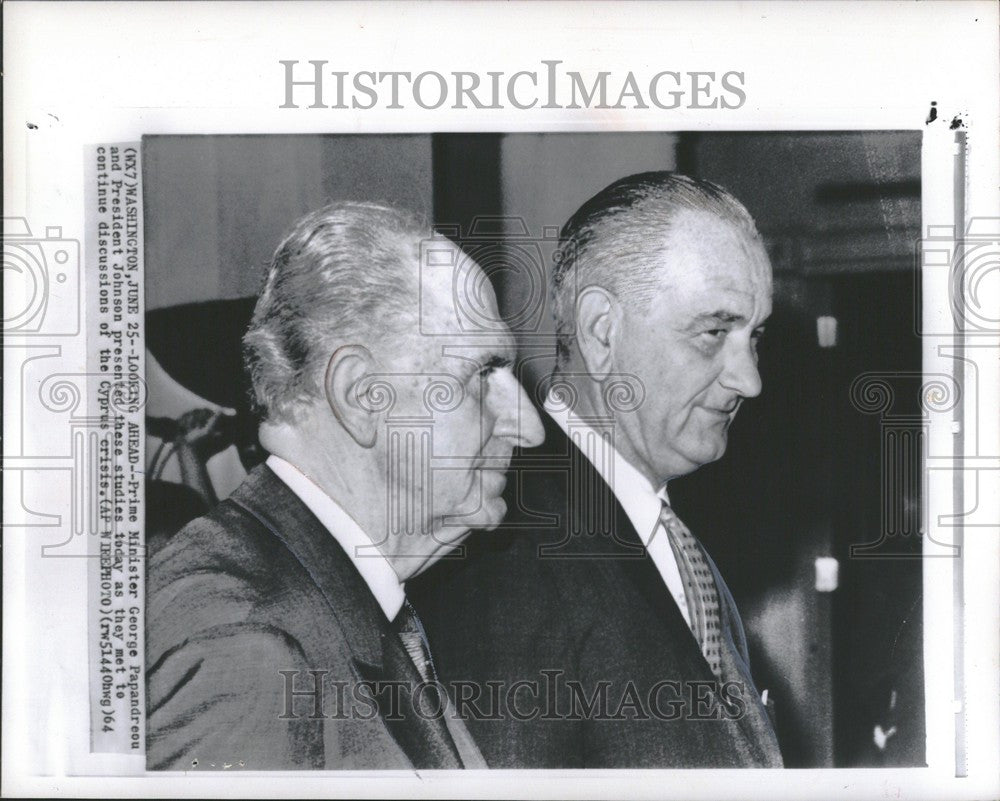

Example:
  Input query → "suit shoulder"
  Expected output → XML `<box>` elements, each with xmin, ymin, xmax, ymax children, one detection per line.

<box><xmin>149</xmin><ymin>498</ymin><xmax>290</xmax><ymax>591</ymax></box>
<box><xmin>413</xmin><ymin>527</ymin><xmax>604</xmax><ymax>650</ymax></box>
<box><xmin>146</xmin><ymin>499</ymin><xmax>310</xmax><ymax>657</ymax></box>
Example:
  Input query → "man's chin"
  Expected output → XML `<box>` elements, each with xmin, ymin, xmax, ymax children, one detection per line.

<box><xmin>462</xmin><ymin>496</ymin><xmax>508</xmax><ymax>532</ymax></box>
<box><xmin>698</xmin><ymin>424</ymin><xmax>729</xmax><ymax>450</ymax></box>
<box><xmin>670</xmin><ymin>437</ymin><xmax>729</xmax><ymax>476</ymax></box>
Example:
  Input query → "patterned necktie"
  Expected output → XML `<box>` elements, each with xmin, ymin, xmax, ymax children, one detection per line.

<box><xmin>659</xmin><ymin>501</ymin><xmax>723</xmax><ymax>679</ymax></box>
<box><xmin>393</xmin><ymin>598</ymin><xmax>439</xmax><ymax>686</ymax></box>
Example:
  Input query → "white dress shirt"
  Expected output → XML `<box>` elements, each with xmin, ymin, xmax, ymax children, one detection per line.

<box><xmin>266</xmin><ymin>454</ymin><xmax>405</xmax><ymax>621</ymax></box>
<box><xmin>544</xmin><ymin>393</ymin><xmax>692</xmax><ymax>626</ymax></box>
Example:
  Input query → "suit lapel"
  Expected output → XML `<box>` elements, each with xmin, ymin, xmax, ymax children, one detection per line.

<box><xmin>705</xmin><ymin>551</ymin><xmax>784</xmax><ymax>767</ymax></box>
<box><xmin>229</xmin><ymin>466</ymin><xmax>463</xmax><ymax>769</ymax></box>
<box><xmin>521</xmin><ymin>421</ymin><xmax>714</xmax><ymax>674</ymax></box>
<box><xmin>355</xmin><ymin>635</ymin><xmax>464</xmax><ymax>769</ymax></box>
<box><xmin>602</xmin><ymin>474</ymin><xmax>721</xmax><ymax>680</ymax></box>
<box><xmin>527</xmin><ymin>416</ymin><xmax>782</xmax><ymax>765</ymax></box>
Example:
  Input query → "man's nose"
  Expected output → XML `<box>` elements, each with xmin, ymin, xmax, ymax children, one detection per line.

<box><xmin>719</xmin><ymin>339</ymin><xmax>763</xmax><ymax>399</ymax></box>
<box><xmin>490</xmin><ymin>371</ymin><xmax>545</xmax><ymax>448</ymax></box>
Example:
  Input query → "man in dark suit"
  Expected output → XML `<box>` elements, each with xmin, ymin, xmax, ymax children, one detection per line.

<box><xmin>413</xmin><ymin>172</ymin><xmax>783</xmax><ymax>767</ymax></box>
<box><xmin>146</xmin><ymin>201</ymin><xmax>543</xmax><ymax>769</ymax></box>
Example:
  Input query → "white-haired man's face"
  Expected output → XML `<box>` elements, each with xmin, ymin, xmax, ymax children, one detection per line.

<box><xmin>611</xmin><ymin>209</ymin><xmax>772</xmax><ymax>485</ymax></box>
<box><xmin>367</xmin><ymin>244</ymin><xmax>544</xmax><ymax>579</ymax></box>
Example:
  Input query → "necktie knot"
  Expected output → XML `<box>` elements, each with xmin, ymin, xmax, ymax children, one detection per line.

<box><xmin>393</xmin><ymin>598</ymin><xmax>439</xmax><ymax>686</ymax></box>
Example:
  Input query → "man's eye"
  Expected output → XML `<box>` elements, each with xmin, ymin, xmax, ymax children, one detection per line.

<box><xmin>702</xmin><ymin>329</ymin><xmax>726</xmax><ymax>340</ymax></box>
<box><xmin>477</xmin><ymin>357</ymin><xmax>512</xmax><ymax>380</ymax></box>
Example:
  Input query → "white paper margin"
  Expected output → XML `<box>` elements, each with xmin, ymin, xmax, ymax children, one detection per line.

<box><xmin>3</xmin><ymin>1</ymin><xmax>998</xmax><ymax>799</ymax></box>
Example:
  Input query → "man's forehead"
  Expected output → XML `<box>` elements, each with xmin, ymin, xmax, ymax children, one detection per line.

<box><xmin>437</xmin><ymin>329</ymin><xmax>517</xmax><ymax>363</ymax></box>
<box><xmin>671</xmin><ymin>270</ymin><xmax>772</xmax><ymax>324</ymax></box>
<box><xmin>655</xmin><ymin>210</ymin><xmax>770</xmax><ymax>286</ymax></box>
<box><xmin>407</xmin><ymin>244</ymin><xmax>516</xmax><ymax>366</ymax></box>
<box><xmin>420</xmin><ymin>244</ymin><xmax>502</xmax><ymax>333</ymax></box>
<box><xmin>664</xmin><ymin>207</ymin><xmax>768</xmax><ymax>261</ymax></box>
<box><xmin>400</xmin><ymin>338</ymin><xmax>516</xmax><ymax>383</ymax></box>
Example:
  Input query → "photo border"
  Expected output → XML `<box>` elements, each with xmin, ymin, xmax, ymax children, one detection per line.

<box><xmin>4</xmin><ymin>2</ymin><xmax>998</xmax><ymax>798</ymax></box>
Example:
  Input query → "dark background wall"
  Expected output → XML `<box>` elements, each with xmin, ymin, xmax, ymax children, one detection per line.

<box><xmin>144</xmin><ymin>135</ymin><xmax>433</xmax><ymax>310</ymax></box>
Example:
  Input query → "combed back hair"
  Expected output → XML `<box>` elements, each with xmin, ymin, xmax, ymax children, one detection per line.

<box><xmin>243</xmin><ymin>201</ymin><xmax>428</xmax><ymax>422</ymax></box>
<box><xmin>552</xmin><ymin>171</ymin><xmax>762</xmax><ymax>363</ymax></box>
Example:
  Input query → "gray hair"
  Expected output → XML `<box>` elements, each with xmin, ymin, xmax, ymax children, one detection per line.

<box><xmin>243</xmin><ymin>201</ymin><xmax>428</xmax><ymax>422</ymax></box>
<box><xmin>552</xmin><ymin>171</ymin><xmax>762</xmax><ymax>363</ymax></box>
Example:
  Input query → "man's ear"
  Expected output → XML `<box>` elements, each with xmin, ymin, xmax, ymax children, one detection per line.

<box><xmin>324</xmin><ymin>345</ymin><xmax>379</xmax><ymax>448</ymax></box>
<box><xmin>575</xmin><ymin>285</ymin><xmax>620</xmax><ymax>379</ymax></box>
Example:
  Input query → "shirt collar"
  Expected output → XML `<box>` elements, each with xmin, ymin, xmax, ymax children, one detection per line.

<box><xmin>543</xmin><ymin>391</ymin><xmax>669</xmax><ymax>546</ymax></box>
<box><xmin>266</xmin><ymin>454</ymin><xmax>405</xmax><ymax>621</ymax></box>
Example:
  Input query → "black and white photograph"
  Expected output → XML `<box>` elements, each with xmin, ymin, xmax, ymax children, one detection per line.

<box><xmin>3</xmin><ymin>2</ymin><xmax>998</xmax><ymax>799</ymax></box>
<box><xmin>142</xmin><ymin>131</ymin><xmax>926</xmax><ymax>771</ymax></box>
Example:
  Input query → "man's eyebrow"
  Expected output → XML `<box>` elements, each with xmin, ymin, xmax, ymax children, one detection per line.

<box><xmin>481</xmin><ymin>353</ymin><xmax>514</xmax><ymax>370</ymax></box>
<box><xmin>688</xmin><ymin>310</ymin><xmax>748</xmax><ymax>326</ymax></box>
<box><xmin>454</xmin><ymin>350</ymin><xmax>514</xmax><ymax>380</ymax></box>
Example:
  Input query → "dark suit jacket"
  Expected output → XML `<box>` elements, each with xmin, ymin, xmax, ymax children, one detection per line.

<box><xmin>412</xmin><ymin>410</ymin><xmax>783</xmax><ymax>768</ymax></box>
<box><xmin>146</xmin><ymin>465</ymin><xmax>466</xmax><ymax>770</ymax></box>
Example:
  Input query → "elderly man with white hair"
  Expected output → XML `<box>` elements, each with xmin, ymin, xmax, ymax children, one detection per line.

<box><xmin>146</xmin><ymin>201</ymin><xmax>543</xmax><ymax>770</ymax></box>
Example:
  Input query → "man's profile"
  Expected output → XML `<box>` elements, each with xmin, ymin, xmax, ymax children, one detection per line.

<box><xmin>414</xmin><ymin>172</ymin><xmax>783</xmax><ymax>768</ymax></box>
<box><xmin>145</xmin><ymin>201</ymin><xmax>543</xmax><ymax>769</ymax></box>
